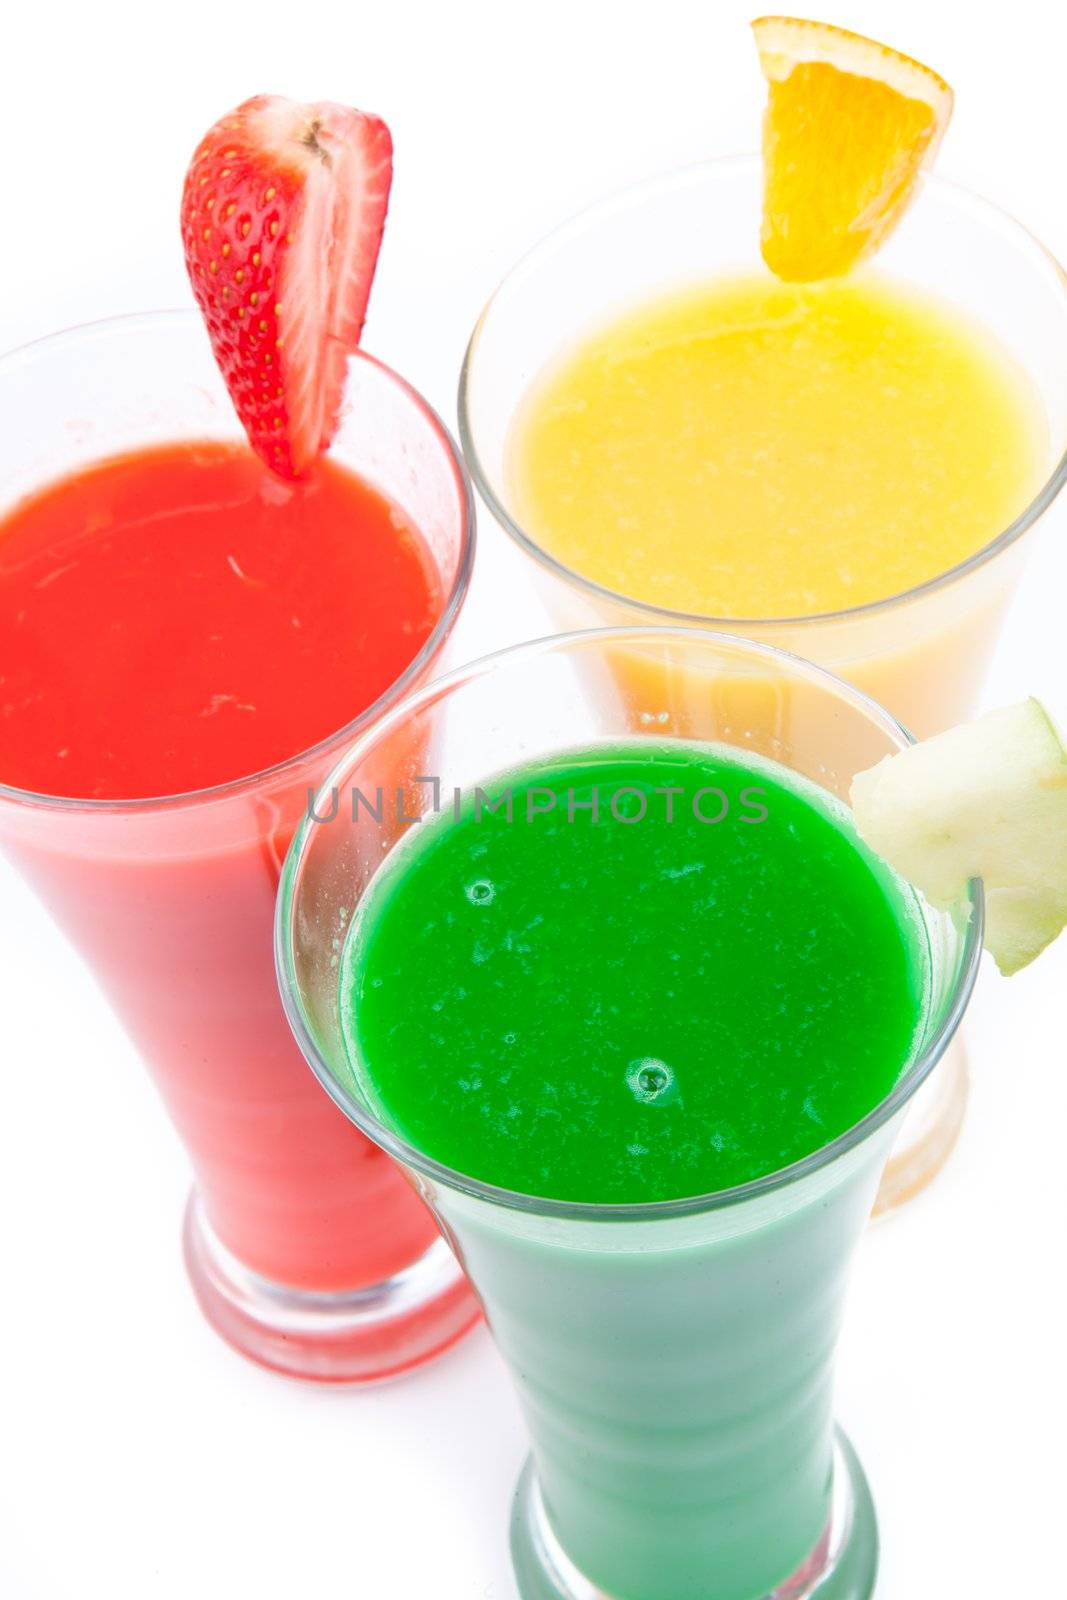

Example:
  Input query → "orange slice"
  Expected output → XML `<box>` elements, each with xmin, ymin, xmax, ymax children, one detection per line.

<box><xmin>752</xmin><ymin>16</ymin><xmax>953</xmax><ymax>281</ymax></box>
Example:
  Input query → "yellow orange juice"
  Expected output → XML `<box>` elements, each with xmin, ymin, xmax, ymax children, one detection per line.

<box><xmin>507</xmin><ymin>271</ymin><xmax>1050</xmax><ymax>735</ymax></box>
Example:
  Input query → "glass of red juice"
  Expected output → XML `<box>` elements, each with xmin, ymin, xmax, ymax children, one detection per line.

<box><xmin>0</xmin><ymin>310</ymin><xmax>479</xmax><ymax>1380</ymax></box>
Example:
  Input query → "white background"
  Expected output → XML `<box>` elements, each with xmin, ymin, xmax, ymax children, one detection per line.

<box><xmin>1</xmin><ymin>2</ymin><xmax>1064</xmax><ymax>1596</ymax></box>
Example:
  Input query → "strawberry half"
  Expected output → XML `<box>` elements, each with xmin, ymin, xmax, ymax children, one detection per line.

<box><xmin>181</xmin><ymin>95</ymin><xmax>392</xmax><ymax>478</ymax></box>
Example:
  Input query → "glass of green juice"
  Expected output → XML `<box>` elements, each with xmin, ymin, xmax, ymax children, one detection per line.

<box><xmin>277</xmin><ymin>627</ymin><xmax>980</xmax><ymax>1600</ymax></box>
<box><xmin>458</xmin><ymin>157</ymin><xmax>1067</xmax><ymax>1213</ymax></box>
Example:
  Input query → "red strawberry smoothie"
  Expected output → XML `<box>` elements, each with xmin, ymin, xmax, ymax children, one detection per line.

<box><xmin>0</xmin><ymin>96</ymin><xmax>479</xmax><ymax>1379</ymax></box>
<box><xmin>0</xmin><ymin>439</ymin><xmax>457</xmax><ymax>1295</ymax></box>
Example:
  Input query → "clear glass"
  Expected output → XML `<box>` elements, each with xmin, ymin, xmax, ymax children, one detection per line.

<box><xmin>458</xmin><ymin>157</ymin><xmax>1067</xmax><ymax>1212</ymax></box>
<box><xmin>277</xmin><ymin>627</ymin><xmax>982</xmax><ymax>1600</ymax></box>
<box><xmin>0</xmin><ymin>311</ymin><xmax>480</xmax><ymax>1381</ymax></box>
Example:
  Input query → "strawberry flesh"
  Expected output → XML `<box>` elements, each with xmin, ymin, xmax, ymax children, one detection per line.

<box><xmin>181</xmin><ymin>95</ymin><xmax>392</xmax><ymax>478</ymax></box>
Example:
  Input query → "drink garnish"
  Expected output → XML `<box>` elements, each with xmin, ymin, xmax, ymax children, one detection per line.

<box><xmin>852</xmin><ymin>699</ymin><xmax>1067</xmax><ymax>974</ymax></box>
<box><xmin>752</xmin><ymin>16</ymin><xmax>953</xmax><ymax>281</ymax></box>
<box><xmin>181</xmin><ymin>96</ymin><xmax>392</xmax><ymax>478</ymax></box>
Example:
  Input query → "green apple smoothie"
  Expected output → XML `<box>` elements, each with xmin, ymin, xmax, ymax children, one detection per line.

<box><xmin>341</xmin><ymin>743</ymin><xmax>923</xmax><ymax>1197</ymax></box>
<box><xmin>336</xmin><ymin>740</ymin><xmax>928</xmax><ymax>1599</ymax></box>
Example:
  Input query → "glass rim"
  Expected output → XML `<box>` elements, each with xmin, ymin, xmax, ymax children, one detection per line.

<box><xmin>276</xmin><ymin>622</ymin><xmax>985</xmax><ymax>1225</ymax></box>
<box><xmin>0</xmin><ymin>308</ymin><xmax>477</xmax><ymax>816</ymax></box>
<box><xmin>458</xmin><ymin>154</ymin><xmax>1067</xmax><ymax>631</ymax></box>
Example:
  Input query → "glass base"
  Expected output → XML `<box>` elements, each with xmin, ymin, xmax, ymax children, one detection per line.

<box><xmin>182</xmin><ymin>1193</ymin><xmax>481</xmax><ymax>1383</ymax></box>
<box><xmin>874</xmin><ymin>1034</ymin><xmax>970</xmax><ymax>1217</ymax></box>
<box><xmin>510</xmin><ymin>1429</ymin><xmax>877</xmax><ymax>1600</ymax></box>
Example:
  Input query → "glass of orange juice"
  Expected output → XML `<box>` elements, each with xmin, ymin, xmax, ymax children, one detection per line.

<box><xmin>459</xmin><ymin>158</ymin><xmax>1067</xmax><ymax>1210</ymax></box>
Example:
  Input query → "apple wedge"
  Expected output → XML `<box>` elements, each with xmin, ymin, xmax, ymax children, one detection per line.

<box><xmin>851</xmin><ymin>698</ymin><xmax>1067</xmax><ymax>975</ymax></box>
